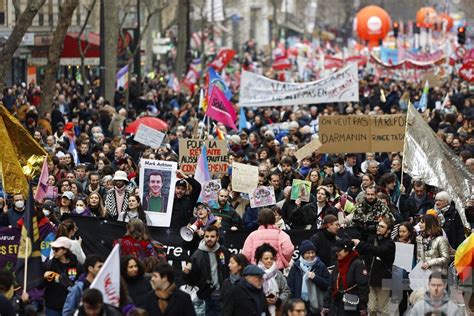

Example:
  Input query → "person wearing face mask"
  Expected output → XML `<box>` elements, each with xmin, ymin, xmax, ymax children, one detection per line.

<box><xmin>0</xmin><ymin>271</ymin><xmax>15</xmax><ymax>316</ymax></box>
<box><xmin>331</xmin><ymin>157</ymin><xmax>353</xmax><ymax>193</ymax></box>
<box><xmin>0</xmin><ymin>193</ymin><xmax>26</xmax><ymax>227</ymax></box>
<box><xmin>73</xmin><ymin>198</ymin><xmax>92</xmax><ymax>217</ymax></box>
<box><xmin>104</xmin><ymin>171</ymin><xmax>131</xmax><ymax>220</ymax></box>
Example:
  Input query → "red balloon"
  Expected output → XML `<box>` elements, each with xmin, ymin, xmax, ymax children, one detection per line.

<box><xmin>416</xmin><ymin>7</ymin><xmax>437</xmax><ymax>28</ymax></box>
<box><xmin>437</xmin><ymin>13</ymin><xmax>453</xmax><ymax>31</ymax></box>
<box><xmin>355</xmin><ymin>5</ymin><xmax>391</xmax><ymax>45</ymax></box>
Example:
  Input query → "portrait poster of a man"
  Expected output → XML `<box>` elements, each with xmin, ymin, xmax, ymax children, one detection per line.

<box><xmin>139</xmin><ymin>159</ymin><xmax>177</xmax><ymax>227</ymax></box>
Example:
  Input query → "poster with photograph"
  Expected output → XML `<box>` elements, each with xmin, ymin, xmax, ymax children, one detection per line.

<box><xmin>200</xmin><ymin>179</ymin><xmax>221</xmax><ymax>203</ymax></box>
<box><xmin>139</xmin><ymin>159</ymin><xmax>177</xmax><ymax>227</ymax></box>
<box><xmin>290</xmin><ymin>179</ymin><xmax>311</xmax><ymax>202</ymax></box>
<box><xmin>249</xmin><ymin>186</ymin><xmax>276</xmax><ymax>208</ymax></box>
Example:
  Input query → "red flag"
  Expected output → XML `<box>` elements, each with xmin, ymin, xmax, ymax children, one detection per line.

<box><xmin>206</xmin><ymin>87</ymin><xmax>237</xmax><ymax>130</ymax></box>
<box><xmin>272</xmin><ymin>55</ymin><xmax>291</xmax><ymax>70</ymax></box>
<box><xmin>209</xmin><ymin>48</ymin><xmax>236</xmax><ymax>72</ymax></box>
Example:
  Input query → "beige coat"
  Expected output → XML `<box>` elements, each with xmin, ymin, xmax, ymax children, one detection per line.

<box><xmin>416</xmin><ymin>235</ymin><xmax>450</xmax><ymax>274</ymax></box>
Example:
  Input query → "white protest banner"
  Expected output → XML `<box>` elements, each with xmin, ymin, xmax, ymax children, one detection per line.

<box><xmin>250</xmin><ymin>186</ymin><xmax>276</xmax><ymax>208</ymax></box>
<box><xmin>239</xmin><ymin>63</ymin><xmax>359</xmax><ymax>107</ymax></box>
<box><xmin>201</xmin><ymin>179</ymin><xmax>221</xmax><ymax>203</ymax></box>
<box><xmin>90</xmin><ymin>244</ymin><xmax>120</xmax><ymax>307</ymax></box>
<box><xmin>134</xmin><ymin>124</ymin><xmax>166</xmax><ymax>149</ymax></box>
<box><xmin>409</xmin><ymin>261</ymin><xmax>431</xmax><ymax>291</ymax></box>
<box><xmin>294</xmin><ymin>138</ymin><xmax>322</xmax><ymax>161</ymax></box>
<box><xmin>232</xmin><ymin>162</ymin><xmax>259</xmax><ymax>193</ymax></box>
<box><xmin>139</xmin><ymin>159</ymin><xmax>177</xmax><ymax>227</ymax></box>
<box><xmin>394</xmin><ymin>242</ymin><xmax>414</xmax><ymax>272</ymax></box>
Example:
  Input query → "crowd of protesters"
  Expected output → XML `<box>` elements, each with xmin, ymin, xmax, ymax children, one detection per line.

<box><xmin>0</xmin><ymin>40</ymin><xmax>473</xmax><ymax>316</ymax></box>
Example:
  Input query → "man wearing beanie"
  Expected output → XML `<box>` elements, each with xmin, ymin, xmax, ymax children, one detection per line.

<box><xmin>310</xmin><ymin>215</ymin><xmax>341</xmax><ymax>269</ymax></box>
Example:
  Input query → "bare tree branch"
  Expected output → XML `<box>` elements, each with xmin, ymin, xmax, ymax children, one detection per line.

<box><xmin>78</xmin><ymin>0</ymin><xmax>97</xmax><ymax>93</ymax></box>
<box><xmin>0</xmin><ymin>0</ymin><xmax>46</xmax><ymax>93</ymax></box>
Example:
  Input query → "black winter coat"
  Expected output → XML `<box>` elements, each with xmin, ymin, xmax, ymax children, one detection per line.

<box><xmin>443</xmin><ymin>203</ymin><xmax>465</xmax><ymax>249</ymax></box>
<box><xmin>310</xmin><ymin>229</ymin><xmax>339</xmax><ymax>268</ymax></box>
<box><xmin>170</xmin><ymin>177</ymin><xmax>201</xmax><ymax>228</ymax></box>
<box><xmin>222</xmin><ymin>279</ymin><xmax>270</xmax><ymax>316</ymax></box>
<box><xmin>287</xmin><ymin>258</ymin><xmax>331</xmax><ymax>298</ymax></box>
<box><xmin>323</xmin><ymin>255</ymin><xmax>369</xmax><ymax>315</ymax></box>
<box><xmin>356</xmin><ymin>235</ymin><xmax>395</xmax><ymax>287</ymax></box>
<box><xmin>42</xmin><ymin>255</ymin><xmax>84</xmax><ymax>311</ymax></box>
<box><xmin>144</xmin><ymin>288</ymin><xmax>196</xmax><ymax>316</ymax></box>
<box><xmin>291</xmin><ymin>203</ymin><xmax>337</xmax><ymax>229</ymax></box>
<box><xmin>124</xmin><ymin>274</ymin><xmax>152</xmax><ymax>308</ymax></box>
<box><xmin>184</xmin><ymin>244</ymin><xmax>230</xmax><ymax>299</ymax></box>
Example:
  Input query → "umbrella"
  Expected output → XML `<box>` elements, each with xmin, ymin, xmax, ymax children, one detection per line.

<box><xmin>455</xmin><ymin>233</ymin><xmax>474</xmax><ymax>282</ymax></box>
<box><xmin>125</xmin><ymin>117</ymin><xmax>169</xmax><ymax>134</ymax></box>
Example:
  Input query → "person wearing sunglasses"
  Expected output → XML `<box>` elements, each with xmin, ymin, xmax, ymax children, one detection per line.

<box><xmin>351</xmin><ymin>217</ymin><xmax>395</xmax><ymax>316</ymax></box>
<box><xmin>43</xmin><ymin>236</ymin><xmax>84</xmax><ymax>316</ymax></box>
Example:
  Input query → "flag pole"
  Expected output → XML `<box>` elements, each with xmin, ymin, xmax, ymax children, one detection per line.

<box><xmin>199</xmin><ymin>115</ymin><xmax>207</xmax><ymax>139</ymax></box>
<box><xmin>23</xmin><ymin>181</ymin><xmax>31</xmax><ymax>294</ymax></box>
<box><xmin>400</xmin><ymin>102</ymin><xmax>412</xmax><ymax>193</ymax></box>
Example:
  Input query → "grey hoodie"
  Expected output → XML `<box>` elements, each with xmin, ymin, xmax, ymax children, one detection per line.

<box><xmin>409</xmin><ymin>291</ymin><xmax>463</xmax><ymax>316</ymax></box>
<box><xmin>198</xmin><ymin>239</ymin><xmax>220</xmax><ymax>290</ymax></box>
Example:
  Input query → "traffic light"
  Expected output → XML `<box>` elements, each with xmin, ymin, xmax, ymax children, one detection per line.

<box><xmin>458</xmin><ymin>26</ymin><xmax>466</xmax><ymax>45</ymax></box>
<box><xmin>393</xmin><ymin>22</ymin><xmax>399</xmax><ymax>38</ymax></box>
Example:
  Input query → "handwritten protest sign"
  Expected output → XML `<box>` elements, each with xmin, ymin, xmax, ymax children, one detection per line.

<box><xmin>319</xmin><ymin>114</ymin><xmax>406</xmax><ymax>153</ymax></box>
<box><xmin>179</xmin><ymin>139</ymin><xmax>228</xmax><ymax>175</ymax></box>
<box><xmin>250</xmin><ymin>186</ymin><xmax>276</xmax><ymax>208</ymax></box>
<box><xmin>232</xmin><ymin>162</ymin><xmax>259</xmax><ymax>193</ymax></box>
<box><xmin>294</xmin><ymin>138</ymin><xmax>322</xmax><ymax>161</ymax></box>
<box><xmin>200</xmin><ymin>179</ymin><xmax>221</xmax><ymax>203</ymax></box>
<box><xmin>134</xmin><ymin>124</ymin><xmax>165</xmax><ymax>149</ymax></box>
<box><xmin>290</xmin><ymin>179</ymin><xmax>311</xmax><ymax>202</ymax></box>
<box><xmin>239</xmin><ymin>64</ymin><xmax>359</xmax><ymax>107</ymax></box>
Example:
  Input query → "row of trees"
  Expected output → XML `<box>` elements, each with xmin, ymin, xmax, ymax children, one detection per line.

<box><xmin>0</xmin><ymin>0</ymin><xmax>171</xmax><ymax>118</ymax></box>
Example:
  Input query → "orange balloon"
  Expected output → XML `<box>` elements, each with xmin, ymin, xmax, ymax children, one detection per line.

<box><xmin>438</xmin><ymin>13</ymin><xmax>453</xmax><ymax>31</ymax></box>
<box><xmin>355</xmin><ymin>5</ymin><xmax>391</xmax><ymax>45</ymax></box>
<box><xmin>416</xmin><ymin>7</ymin><xmax>437</xmax><ymax>28</ymax></box>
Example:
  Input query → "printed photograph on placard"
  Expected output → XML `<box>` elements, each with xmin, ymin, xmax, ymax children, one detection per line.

<box><xmin>249</xmin><ymin>186</ymin><xmax>276</xmax><ymax>208</ymax></box>
<box><xmin>139</xmin><ymin>159</ymin><xmax>177</xmax><ymax>227</ymax></box>
<box><xmin>290</xmin><ymin>179</ymin><xmax>311</xmax><ymax>202</ymax></box>
<box><xmin>201</xmin><ymin>179</ymin><xmax>221</xmax><ymax>203</ymax></box>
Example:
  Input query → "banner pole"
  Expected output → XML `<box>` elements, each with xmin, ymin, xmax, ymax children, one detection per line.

<box><xmin>23</xmin><ymin>219</ymin><xmax>29</xmax><ymax>294</ymax></box>
<box><xmin>199</xmin><ymin>115</ymin><xmax>207</xmax><ymax>139</ymax></box>
<box><xmin>400</xmin><ymin>102</ymin><xmax>411</xmax><ymax>191</ymax></box>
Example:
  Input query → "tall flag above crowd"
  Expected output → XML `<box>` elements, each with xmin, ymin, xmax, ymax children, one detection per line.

<box><xmin>0</xmin><ymin>104</ymin><xmax>48</xmax><ymax>197</ymax></box>
<box><xmin>403</xmin><ymin>103</ymin><xmax>474</xmax><ymax>227</ymax></box>
<box><xmin>16</xmin><ymin>184</ymin><xmax>43</xmax><ymax>291</ymax></box>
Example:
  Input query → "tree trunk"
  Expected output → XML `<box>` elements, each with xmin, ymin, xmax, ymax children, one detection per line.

<box><xmin>40</xmin><ymin>0</ymin><xmax>79</xmax><ymax>118</ymax></box>
<box><xmin>0</xmin><ymin>0</ymin><xmax>46</xmax><ymax>93</ymax></box>
<box><xmin>175</xmin><ymin>0</ymin><xmax>189</xmax><ymax>80</ymax></box>
<box><xmin>103</xmin><ymin>0</ymin><xmax>119</xmax><ymax>105</ymax></box>
<box><xmin>78</xmin><ymin>0</ymin><xmax>97</xmax><ymax>95</ymax></box>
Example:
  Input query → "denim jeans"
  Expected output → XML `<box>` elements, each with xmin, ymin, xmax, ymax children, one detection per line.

<box><xmin>45</xmin><ymin>307</ymin><xmax>62</xmax><ymax>316</ymax></box>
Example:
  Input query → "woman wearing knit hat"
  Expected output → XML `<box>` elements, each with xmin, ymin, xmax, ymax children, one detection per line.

<box><xmin>321</xmin><ymin>239</ymin><xmax>369</xmax><ymax>316</ymax></box>
<box><xmin>287</xmin><ymin>240</ymin><xmax>330</xmax><ymax>315</ymax></box>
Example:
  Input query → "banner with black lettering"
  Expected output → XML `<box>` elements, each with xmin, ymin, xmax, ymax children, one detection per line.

<box><xmin>239</xmin><ymin>63</ymin><xmax>359</xmax><ymax>107</ymax></box>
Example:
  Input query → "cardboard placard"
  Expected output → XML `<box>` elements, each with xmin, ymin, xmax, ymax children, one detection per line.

<box><xmin>231</xmin><ymin>162</ymin><xmax>259</xmax><ymax>193</ymax></box>
<box><xmin>249</xmin><ymin>186</ymin><xmax>276</xmax><ymax>208</ymax></box>
<box><xmin>179</xmin><ymin>139</ymin><xmax>228</xmax><ymax>175</ymax></box>
<box><xmin>290</xmin><ymin>179</ymin><xmax>311</xmax><ymax>202</ymax></box>
<box><xmin>319</xmin><ymin>114</ymin><xmax>406</xmax><ymax>153</ymax></box>
<box><xmin>134</xmin><ymin>124</ymin><xmax>165</xmax><ymax>149</ymax></box>
<box><xmin>294</xmin><ymin>138</ymin><xmax>322</xmax><ymax>161</ymax></box>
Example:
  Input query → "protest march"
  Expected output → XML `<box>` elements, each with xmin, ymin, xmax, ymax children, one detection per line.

<box><xmin>0</xmin><ymin>2</ymin><xmax>474</xmax><ymax>316</ymax></box>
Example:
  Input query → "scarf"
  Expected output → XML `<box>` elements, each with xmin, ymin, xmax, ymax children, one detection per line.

<box><xmin>333</xmin><ymin>250</ymin><xmax>359</xmax><ymax>297</ymax></box>
<box><xmin>299</xmin><ymin>257</ymin><xmax>317</xmax><ymax>301</ymax></box>
<box><xmin>156</xmin><ymin>283</ymin><xmax>176</xmax><ymax>313</ymax></box>
<box><xmin>258</xmin><ymin>261</ymin><xmax>279</xmax><ymax>296</ymax></box>
<box><xmin>229</xmin><ymin>274</ymin><xmax>240</xmax><ymax>284</ymax></box>
<box><xmin>115</xmin><ymin>185</ymin><xmax>126</xmax><ymax>213</ymax></box>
